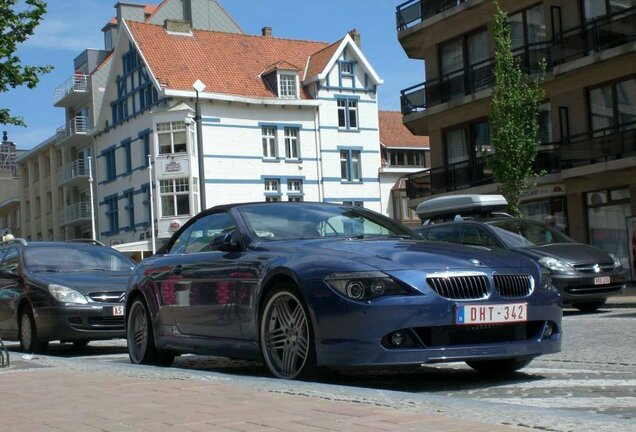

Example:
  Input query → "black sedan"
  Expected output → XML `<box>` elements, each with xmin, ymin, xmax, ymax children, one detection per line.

<box><xmin>415</xmin><ymin>218</ymin><xmax>626</xmax><ymax>312</ymax></box>
<box><xmin>0</xmin><ymin>239</ymin><xmax>136</xmax><ymax>352</ymax></box>
<box><xmin>125</xmin><ymin>202</ymin><xmax>561</xmax><ymax>380</ymax></box>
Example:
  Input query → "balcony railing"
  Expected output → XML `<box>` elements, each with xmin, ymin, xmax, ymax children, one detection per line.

<box><xmin>58</xmin><ymin>201</ymin><xmax>91</xmax><ymax>226</ymax></box>
<box><xmin>53</xmin><ymin>73</ymin><xmax>88</xmax><ymax>106</ymax></box>
<box><xmin>561</xmin><ymin>123</ymin><xmax>636</xmax><ymax>170</ymax></box>
<box><xmin>401</xmin><ymin>42</ymin><xmax>549</xmax><ymax>115</ymax></box>
<box><xmin>407</xmin><ymin>145</ymin><xmax>561</xmax><ymax>199</ymax></box>
<box><xmin>396</xmin><ymin>0</ymin><xmax>469</xmax><ymax>31</ymax></box>
<box><xmin>59</xmin><ymin>159</ymin><xmax>89</xmax><ymax>185</ymax></box>
<box><xmin>56</xmin><ymin>116</ymin><xmax>88</xmax><ymax>145</ymax></box>
<box><xmin>401</xmin><ymin>6</ymin><xmax>636</xmax><ymax>115</ymax></box>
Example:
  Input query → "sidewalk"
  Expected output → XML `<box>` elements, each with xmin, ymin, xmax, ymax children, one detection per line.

<box><xmin>0</xmin><ymin>366</ymin><xmax>523</xmax><ymax>432</ymax></box>
<box><xmin>605</xmin><ymin>283</ymin><xmax>636</xmax><ymax>307</ymax></box>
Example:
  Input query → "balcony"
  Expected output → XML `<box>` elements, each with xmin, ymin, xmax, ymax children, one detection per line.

<box><xmin>552</xmin><ymin>6</ymin><xmax>636</xmax><ymax>66</ymax></box>
<box><xmin>53</xmin><ymin>73</ymin><xmax>89</xmax><ymax>108</ymax></box>
<box><xmin>58</xmin><ymin>201</ymin><xmax>91</xmax><ymax>227</ymax></box>
<box><xmin>401</xmin><ymin>43</ymin><xmax>549</xmax><ymax>115</ymax></box>
<box><xmin>406</xmin><ymin>145</ymin><xmax>561</xmax><ymax>199</ymax></box>
<box><xmin>56</xmin><ymin>116</ymin><xmax>90</xmax><ymax>148</ymax></box>
<box><xmin>58</xmin><ymin>159</ymin><xmax>89</xmax><ymax>187</ymax></box>
<box><xmin>396</xmin><ymin>0</ymin><xmax>469</xmax><ymax>31</ymax></box>
<box><xmin>561</xmin><ymin>123</ymin><xmax>636</xmax><ymax>170</ymax></box>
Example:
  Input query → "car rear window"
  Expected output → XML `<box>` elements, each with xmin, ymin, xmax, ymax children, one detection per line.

<box><xmin>24</xmin><ymin>246</ymin><xmax>134</xmax><ymax>273</ymax></box>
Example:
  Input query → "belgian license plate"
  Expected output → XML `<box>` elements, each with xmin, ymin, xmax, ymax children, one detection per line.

<box><xmin>456</xmin><ymin>303</ymin><xmax>527</xmax><ymax>325</ymax></box>
<box><xmin>112</xmin><ymin>306</ymin><xmax>125</xmax><ymax>316</ymax></box>
<box><xmin>594</xmin><ymin>276</ymin><xmax>610</xmax><ymax>285</ymax></box>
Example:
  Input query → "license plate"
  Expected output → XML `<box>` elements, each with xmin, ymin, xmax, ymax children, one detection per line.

<box><xmin>112</xmin><ymin>306</ymin><xmax>125</xmax><ymax>316</ymax></box>
<box><xmin>594</xmin><ymin>276</ymin><xmax>610</xmax><ymax>285</ymax></box>
<box><xmin>456</xmin><ymin>303</ymin><xmax>527</xmax><ymax>325</ymax></box>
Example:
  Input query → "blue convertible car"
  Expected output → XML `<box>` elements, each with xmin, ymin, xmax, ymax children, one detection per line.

<box><xmin>126</xmin><ymin>202</ymin><xmax>562</xmax><ymax>379</ymax></box>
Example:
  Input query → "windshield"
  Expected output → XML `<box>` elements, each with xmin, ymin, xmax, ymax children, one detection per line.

<box><xmin>488</xmin><ymin>219</ymin><xmax>574</xmax><ymax>248</ymax></box>
<box><xmin>238</xmin><ymin>203</ymin><xmax>420</xmax><ymax>241</ymax></box>
<box><xmin>24</xmin><ymin>246</ymin><xmax>135</xmax><ymax>273</ymax></box>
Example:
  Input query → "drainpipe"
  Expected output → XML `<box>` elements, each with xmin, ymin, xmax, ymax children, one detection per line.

<box><xmin>313</xmin><ymin>106</ymin><xmax>324</xmax><ymax>202</ymax></box>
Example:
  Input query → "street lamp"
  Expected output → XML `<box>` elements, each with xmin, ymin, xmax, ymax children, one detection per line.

<box><xmin>192</xmin><ymin>79</ymin><xmax>206</xmax><ymax>212</ymax></box>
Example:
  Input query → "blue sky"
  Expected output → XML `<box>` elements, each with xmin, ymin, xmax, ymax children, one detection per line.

<box><xmin>3</xmin><ymin>0</ymin><xmax>423</xmax><ymax>150</ymax></box>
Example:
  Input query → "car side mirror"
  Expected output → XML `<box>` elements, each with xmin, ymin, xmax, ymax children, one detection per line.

<box><xmin>209</xmin><ymin>231</ymin><xmax>239</xmax><ymax>252</ymax></box>
<box><xmin>0</xmin><ymin>269</ymin><xmax>19</xmax><ymax>279</ymax></box>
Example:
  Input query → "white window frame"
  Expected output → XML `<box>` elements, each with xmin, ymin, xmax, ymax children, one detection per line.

<box><xmin>284</xmin><ymin>127</ymin><xmax>300</xmax><ymax>159</ymax></box>
<box><xmin>264</xmin><ymin>178</ymin><xmax>280</xmax><ymax>193</ymax></box>
<box><xmin>337</xmin><ymin>98</ymin><xmax>359</xmax><ymax>130</ymax></box>
<box><xmin>160</xmin><ymin>177</ymin><xmax>190</xmax><ymax>217</ymax></box>
<box><xmin>157</xmin><ymin>121</ymin><xmax>187</xmax><ymax>155</ymax></box>
<box><xmin>262</xmin><ymin>126</ymin><xmax>278</xmax><ymax>158</ymax></box>
<box><xmin>278</xmin><ymin>73</ymin><xmax>298</xmax><ymax>98</ymax></box>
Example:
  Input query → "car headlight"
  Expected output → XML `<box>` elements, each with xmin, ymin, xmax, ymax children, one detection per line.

<box><xmin>324</xmin><ymin>271</ymin><xmax>410</xmax><ymax>301</ymax></box>
<box><xmin>539</xmin><ymin>270</ymin><xmax>556</xmax><ymax>291</ymax></box>
<box><xmin>538</xmin><ymin>257</ymin><xmax>574</xmax><ymax>273</ymax></box>
<box><xmin>48</xmin><ymin>284</ymin><xmax>88</xmax><ymax>304</ymax></box>
<box><xmin>610</xmin><ymin>254</ymin><xmax>622</xmax><ymax>269</ymax></box>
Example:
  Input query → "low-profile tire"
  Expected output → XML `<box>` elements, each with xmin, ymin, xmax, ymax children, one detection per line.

<box><xmin>260</xmin><ymin>284</ymin><xmax>317</xmax><ymax>380</ymax></box>
<box><xmin>19</xmin><ymin>308</ymin><xmax>48</xmax><ymax>353</ymax></box>
<box><xmin>466</xmin><ymin>356</ymin><xmax>533</xmax><ymax>374</ymax></box>
<box><xmin>127</xmin><ymin>298</ymin><xmax>175</xmax><ymax>366</ymax></box>
<box><xmin>574</xmin><ymin>300</ymin><xmax>606</xmax><ymax>313</ymax></box>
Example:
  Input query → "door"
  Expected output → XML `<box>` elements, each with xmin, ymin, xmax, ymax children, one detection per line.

<box><xmin>0</xmin><ymin>248</ymin><xmax>20</xmax><ymax>335</ymax></box>
<box><xmin>169</xmin><ymin>212</ymin><xmax>244</xmax><ymax>339</ymax></box>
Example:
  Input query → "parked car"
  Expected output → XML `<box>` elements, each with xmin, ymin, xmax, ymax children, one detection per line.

<box><xmin>0</xmin><ymin>239</ymin><xmax>136</xmax><ymax>352</ymax></box>
<box><xmin>415</xmin><ymin>218</ymin><xmax>626</xmax><ymax>312</ymax></box>
<box><xmin>125</xmin><ymin>202</ymin><xmax>561</xmax><ymax>379</ymax></box>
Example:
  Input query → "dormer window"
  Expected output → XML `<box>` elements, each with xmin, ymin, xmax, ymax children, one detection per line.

<box><xmin>278</xmin><ymin>73</ymin><xmax>298</xmax><ymax>98</ymax></box>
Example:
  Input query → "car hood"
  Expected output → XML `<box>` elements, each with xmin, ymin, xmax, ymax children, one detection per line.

<box><xmin>277</xmin><ymin>238</ymin><xmax>534</xmax><ymax>272</ymax></box>
<box><xmin>513</xmin><ymin>243</ymin><xmax>613</xmax><ymax>265</ymax></box>
<box><xmin>29</xmin><ymin>271</ymin><xmax>131</xmax><ymax>294</ymax></box>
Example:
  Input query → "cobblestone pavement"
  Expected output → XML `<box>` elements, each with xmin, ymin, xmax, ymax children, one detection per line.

<box><xmin>1</xmin><ymin>304</ymin><xmax>634</xmax><ymax>431</ymax></box>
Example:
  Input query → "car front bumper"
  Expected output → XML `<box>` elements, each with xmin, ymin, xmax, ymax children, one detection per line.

<box><xmin>34</xmin><ymin>303</ymin><xmax>126</xmax><ymax>342</ymax></box>
<box><xmin>551</xmin><ymin>272</ymin><xmax>625</xmax><ymax>304</ymax></box>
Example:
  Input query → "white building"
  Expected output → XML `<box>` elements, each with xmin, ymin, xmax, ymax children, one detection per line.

<box><xmin>92</xmin><ymin>9</ymin><xmax>383</xmax><ymax>245</ymax></box>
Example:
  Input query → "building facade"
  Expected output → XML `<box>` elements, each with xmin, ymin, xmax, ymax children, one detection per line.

<box><xmin>0</xmin><ymin>132</ymin><xmax>22</xmax><ymax>238</ymax></box>
<box><xmin>397</xmin><ymin>0</ymin><xmax>636</xmax><ymax>270</ymax></box>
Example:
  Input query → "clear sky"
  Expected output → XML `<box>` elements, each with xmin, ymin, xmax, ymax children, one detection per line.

<box><xmin>3</xmin><ymin>0</ymin><xmax>423</xmax><ymax>150</ymax></box>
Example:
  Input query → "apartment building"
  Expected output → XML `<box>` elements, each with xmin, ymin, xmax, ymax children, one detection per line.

<box><xmin>18</xmin><ymin>0</ymin><xmax>242</xmax><ymax>242</ymax></box>
<box><xmin>0</xmin><ymin>132</ymin><xmax>22</xmax><ymax>238</ymax></box>
<box><xmin>378</xmin><ymin>111</ymin><xmax>430</xmax><ymax>226</ymax></box>
<box><xmin>397</xmin><ymin>0</ymin><xmax>635</xmax><ymax>268</ymax></box>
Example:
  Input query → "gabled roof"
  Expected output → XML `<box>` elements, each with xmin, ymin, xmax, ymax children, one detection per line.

<box><xmin>379</xmin><ymin>111</ymin><xmax>429</xmax><ymax>149</ymax></box>
<box><xmin>261</xmin><ymin>60</ymin><xmax>302</xmax><ymax>76</ymax></box>
<box><xmin>126</xmin><ymin>21</ymin><xmax>330</xmax><ymax>99</ymax></box>
<box><xmin>304</xmin><ymin>39</ymin><xmax>341</xmax><ymax>80</ymax></box>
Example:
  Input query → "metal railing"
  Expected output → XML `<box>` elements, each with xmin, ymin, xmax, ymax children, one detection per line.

<box><xmin>56</xmin><ymin>116</ymin><xmax>88</xmax><ymax>144</ymax></box>
<box><xmin>401</xmin><ymin>42</ymin><xmax>549</xmax><ymax>114</ymax></box>
<box><xmin>396</xmin><ymin>0</ymin><xmax>469</xmax><ymax>31</ymax></box>
<box><xmin>54</xmin><ymin>73</ymin><xmax>88</xmax><ymax>105</ymax></box>
<box><xmin>560</xmin><ymin>123</ymin><xmax>636</xmax><ymax>169</ymax></box>
<box><xmin>400</xmin><ymin>6</ymin><xmax>636</xmax><ymax>115</ymax></box>
<box><xmin>58</xmin><ymin>201</ymin><xmax>91</xmax><ymax>226</ymax></box>
<box><xmin>407</xmin><ymin>145</ymin><xmax>561</xmax><ymax>199</ymax></box>
<box><xmin>59</xmin><ymin>159</ymin><xmax>89</xmax><ymax>185</ymax></box>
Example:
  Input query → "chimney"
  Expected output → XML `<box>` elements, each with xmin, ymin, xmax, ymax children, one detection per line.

<box><xmin>262</xmin><ymin>26</ymin><xmax>272</xmax><ymax>37</ymax></box>
<box><xmin>348</xmin><ymin>29</ymin><xmax>361</xmax><ymax>47</ymax></box>
<box><xmin>164</xmin><ymin>19</ymin><xmax>192</xmax><ymax>34</ymax></box>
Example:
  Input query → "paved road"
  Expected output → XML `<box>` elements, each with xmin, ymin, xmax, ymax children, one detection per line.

<box><xmin>1</xmin><ymin>305</ymin><xmax>635</xmax><ymax>431</ymax></box>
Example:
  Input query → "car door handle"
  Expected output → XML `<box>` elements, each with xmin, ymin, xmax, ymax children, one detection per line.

<box><xmin>171</xmin><ymin>265</ymin><xmax>183</xmax><ymax>275</ymax></box>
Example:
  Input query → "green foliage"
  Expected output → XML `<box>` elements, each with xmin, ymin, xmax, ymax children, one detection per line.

<box><xmin>488</xmin><ymin>0</ymin><xmax>545</xmax><ymax>217</ymax></box>
<box><xmin>0</xmin><ymin>0</ymin><xmax>53</xmax><ymax>126</ymax></box>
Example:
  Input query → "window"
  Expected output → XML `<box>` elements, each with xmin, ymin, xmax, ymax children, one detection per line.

<box><xmin>122</xmin><ymin>139</ymin><xmax>132</xmax><ymax>174</ymax></box>
<box><xmin>339</xmin><ymin>61</ymin><xmax>354</xmax><ymax>88</ymax></box>
<box><xmin>343</xmin><ymin>201</ymin><xmax>364</xmax><ymax>207</ymax></box>
<box><xmin>337</xmin><ymin>98</ymin><xmax>358</xmax><ymax>130</ymax></box>
<box><xmin>439</xmin><ymin>29</ymin><xmax>489</xmax><ymax>100</ymax></box>
<box><xmin>124</xmin><ymin>189</ymin><xmax>135</xmax><ymax>229</ymax></box>
<box><xmin>262</xmin><ymin>126</ymin><xmax>277</xmax><ymax>158</ymax></box>
<box><xmin>284</xmin><ymin>128</ymin><xmax>300</xmax><ymax>159</ymax></box>
<box><xmin>181</xmin><ymin>212</ymin><xmax>236</xmax><ymax>254</ymax></box>
<box><xmin>582</xmin><ymin>0</ymin><xmax>628</xmax><ymax>22</ymax></box>
<box><xmin>460</xmin><ymin>225</ymin><xmax>499</xmax><ymax>248</ymax></box>
<box><xmin>287</xmin><ymin>179</ymin><xmax>303</xmax><ymax>202</ymax></box>
<box><xmin>160</xmin><ymin>178</ymin><xmax>190</xmax><ymax>217</ymax></box>
<box><xmin>44</xmin><ymin>157</ymin><xmax>51</xmax><ymax>176</ymax></box>
<box><xmin>586</xmin><ymin>187</ymin><xmax>631</xmax><ymax>268</ymax></box>
<box><xmin>140</xmin><ymin>131</ymin><xmax>151</xmax><ymax>167</ymax></box>
<box><xmin>278</xmin><ymin>73</ymin><xmax>297</xmax><ymax>98</ymax></box>
<box><xmin>444</xmin><ymin>120</ymin><xmax>490</xmax><ymax>165</ymax></box>
<box><xmin>141</xmin><ymin>183</ymin><xmax>151</xmax><ymax>224</ymax></box>
<box><xmin>157</xmin><ymin>122</ymin><xmax>187</xmax><ymax>154</ymax></box>
<box><xmin>387</xmin><ymin>150</ymin><xmax>427</xmax><ymax>167</ymax></box>
<box><xmin>33</xmin><ymin>161</ymin><xmax>39</xmax><ymax>181</ymax></box>
<box><xmin>509</xmin><ymin>4</ymin><xmax>546</xmax><ymax>73</ymax></box>
<box><xmin>340</xmin><ymin>149</ymin><xmax>362</xmax><ymax>181</ymax></box>
<box><xmin>264</xmin><ymin>178</ymin><xmax>281</xmax><ymax>202</ymax></box>
<box><xmin>265</xmin><ymin>196</ymin><xmax>281</xmax><ymax>202</ymax></box>
<box><xmin>46</xmin><ymin>192</ymin><xmax>52</xmax><ymax>214</ymax></box>
<box><xmin>422</xmin><ymin>225</ymin><xmax>460</xmax><ymax>243</ymax></box>
<box><xmin>588</xmin><ymin>77</ymin><xmax>636</xmax><ymax>135</ymax></box>
<box><xmin>103</xmin><ymin>147</ymin><xmax>117</xmax><ymax>182</ymax></box>
<box><xmin>105</xmin><ymin>194</ymin><xmax>119</xmax><ymax>234</ymax></box>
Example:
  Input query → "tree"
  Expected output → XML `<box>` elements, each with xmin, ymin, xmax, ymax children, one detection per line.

<box><xmin>488</xmin><ymin>0</ymin><xmax>545</xmax><ymax>217</ymax></box>
<box><xmin>0</xmin><ymin>0</ymin><xmax>53</xmax><ymax>127</ymax></box>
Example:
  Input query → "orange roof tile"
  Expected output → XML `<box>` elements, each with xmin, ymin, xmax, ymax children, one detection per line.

<box><xmin>261</xmin><ymin>60</ymin><xmax>301</xmax><ymax>76</ymax></box>
<box><xmin>305</xmin><ymin>39</ymin><xmax>341</xmax><ymax>80</ymax></box>
<box><xmin>379</xmin><ymin>111</ymin><xmax>429</xmax><ymax>148</ymax></box>
<box><xmin>127</xmin><ymin>21</ymin><xmax>330</xmax><ymax>99</ymax></box>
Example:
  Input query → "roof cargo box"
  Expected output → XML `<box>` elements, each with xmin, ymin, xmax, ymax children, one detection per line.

<box><xmin>416</xmin><ymin>194</ymin><xmax>508</xmax><ymax>221</ymax></box>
